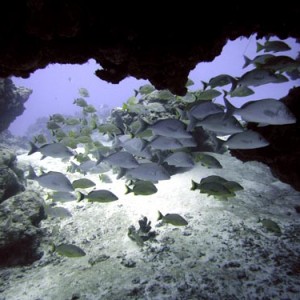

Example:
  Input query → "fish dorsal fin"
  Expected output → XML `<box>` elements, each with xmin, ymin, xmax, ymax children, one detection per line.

<box><xmin>223</xmin><ymin>97</ymin><xmax>237</xmax><ymax>120</ymax></box>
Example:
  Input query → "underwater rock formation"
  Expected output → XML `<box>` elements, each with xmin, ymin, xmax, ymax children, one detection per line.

<box><xmin>0</xmin><ymin>147</ymin><xmax>25</xmax><ymax>203</ymax></box>
<box><xmin>0</xmin><ymin>3</ymin><xmax>299</xmax><ymax>95</ymax></box>
<box><xmin>0</xmin><ymin>2</ymin><xmax>299</xmax><ymax>194</ymax></box>
<box><xmin>0</xmin><ymin>190</ymin><xmax>46</xmax><ymax>267</ymax></box>
<box><xmin>0</xmin><ymin>78</ymin><xmax>32</xmax><ymax>132</ymax></box>
<box><xmin>0</xmin><ymin>146</ymin><xmax>17</xmax><ymax>167</ymax></box>
<box><xmin>230</xmin><ymin>87</ymin><xmax>300</xmax><ymax>191</ymax></box>
<box><xmin>0</xmin><ymin>167</ymin><xmax>24</xmax><ymax>203</ymax></box>
<box><xmin>0</xmin><ymin>130</ymin><xmax>29</xmax><ymax>150</ymax></box>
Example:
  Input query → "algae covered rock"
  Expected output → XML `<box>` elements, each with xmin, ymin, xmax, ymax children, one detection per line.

<box><xmin>0</xmin><ymin>190</ymin><xmax>46</xmax><ymax>267</ymax></box>
<box><xmin>0</xmin><ymin>166</ymin><xmax>24</xmax><ymax>203</ymax></box>
<box><xmin>0</xmin><ymin>146</ymin><xmax>25</xmax><ymax>203</ymax></box>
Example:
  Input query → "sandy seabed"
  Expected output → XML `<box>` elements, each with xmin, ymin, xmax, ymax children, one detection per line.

<box><xmin>1</xmin><ymin>149</ymin><xmax>300</xmax><ymax>300</ymax></box>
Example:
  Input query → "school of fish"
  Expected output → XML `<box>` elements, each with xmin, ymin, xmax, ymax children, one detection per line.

<box><xmin>25</xmin><ymin>39</ymin><xmax>299</xmax><ymax>255</ymax></box>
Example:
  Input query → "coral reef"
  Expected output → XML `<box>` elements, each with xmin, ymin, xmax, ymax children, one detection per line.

<box><xmin>0</xmin><ymin>78</ymin><xmax>32</xmax><ymax>132</ymax></box>
<box><xmin>0</xmin><ymin>191</ymin><xmax>46</xmax><ymax>267</ymax></box>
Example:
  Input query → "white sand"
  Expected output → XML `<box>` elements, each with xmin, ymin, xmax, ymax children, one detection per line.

<box><xmin>1</xmin><ymin>150</ymin><xmax>300</xmax><ymax>299</ymax></box>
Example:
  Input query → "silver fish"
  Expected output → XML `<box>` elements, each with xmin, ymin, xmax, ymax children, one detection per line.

<box><xmin>158</xmin><ymin>211</ymin><xmax>188</xmax><ymax>226</ymax></box>
<box><xmin>99</xmin><ymin>151</ymin><xmax>140</xmax><ymax>169</ymax></box>
<box><xmin>164</xmin><ymin>152</ymin><xmax>194</xmax><ymax>168</ymax></box>
<box><xmin>126</xmin><ymin>163</ymin><xmax>170</xmax><ymax>182</ymax></box>
<box><xmin>50</xmin><ymin>113</ymin><xmax>66</xmax><ymax>123</ymax></box>
<box><xmin>196</xmin><ymin>88</ymin><xmax>222</xmax><ymax>100</ymax></box>
<box><xmin>148</xmin><ymin>118</ymin><xmax>191</xmax><ymax>139</ymax></box>
<box><xmin>198</xmin><ymin>181</ymin><xmax>235</xmax><ymax>199</ymax></box>
<box><xmin>136</xmin><ymin>84</ymin><xmax>155</xmax><ymax>95</ymax></box>
<box><xmin>28</xmin><ymin>166</ymin><xmax>74</xmax><ymax>192</ymax></box>
<box><xmin>99</xmin><ymin>174</ymin><xmax>112</xmax><ymax>183</ymax></box>
<box><xmin>149</xmin><ymin>136</ymin><xmax>184</xmax><ymax>150</ymax></box>
<box><xmin>47</xmin><ymin>191</ymin><xmax>79</xmax><ymax>203</ymax></box>
<box><xmin>80</xmin><ymin>189</ymin><xmax>118</xmax><ymax>203</ymax></box>
<box><xmin>78</xmin><ymin>87</ymin><xmax>89</xmax><ymax>97</ymax></box>
<box><xmin>28</xmin><ymin>142</ymin><xmax>74</xmax><ymax>159</ymax></box>
<box><xmin>79</xmin><ymin>160</ymin><xmax>110</xmax><ymax>174</ymax></box>
<box><xmin>73</xmin><ymin>97</ymin><xmax>88</xmax><ymax>107</ymax></box>
<box><xmin>188</xmin><ymin>101</ymin><xmax>224</xmax><ymax>120</ymax></box>
<box><xmin>242</xmin><ymin>54</ymin><xmax>274</xmax><ymax>68</ymax></box>
<box><xmin>204</xmin><ymin>74</ymin><xmax>236</xmax><ymax>89</ymax></box>
<box><xmin>55</xmin><ymin>243</ymin><xmax>86</xmax><ymax>257</ymax></box>
<box><xmin>45</xmin><ymin>206</ymin><xmax>72</xmax><ymax>218</ymax></box>
<box><xmin>224</xmin><ymin>130</ymin><xmax>269</xmax><ymax>149</ymax></box>
<box><xmin>256</xmin><ymin>41</ymin><xmax>291</xmax><ymax>53</ymax></box>
<box><xmin>226</xmin><ymin>86</ymin><xmax>255</xmax><ymax>98</ymax></box>
<box><xmin>125</xmin><ymin>180</ymin><xmax>158</xmax><ymax>196</ymax></box>
<box><xmin>72</xmin><ymin>178</ymin><xmax>96</xmax><ymax>189</ymax></box>
<box><xmin>224</xmin><ymin>97</ymin><xmax>296</xmax><ymax>125</ymax></box>
<box><xmin>200</xmin><ymin>175</ymin><xmax>243</xmax><ymax>192</ymax></box>
<box><xmin>178</xmin><ymin>137</ymin><xmax>197</xmax><ymax>148</ymax></box>
<box><xmin>256</xmin><ymin>55</ymin><xmax>300</xmax><ymax>73</ymax></box>
<box><xmin>236</xmin><ymin>69</ymin><xmax>288</xmax><ymax>88</ymax></box>
<box><xmin>195</xmin><ymin>112</ymin><xmax>244</xmax><ymax>135</ymax></box>
<box><xmin>122</xmin><ymin>138</ymin><xmax>152</xmax><ymax>159</ymax></box>
<box><xmin>187</xmin><ymin>101</ymin><xmax>224</xmax><ymax>131</ymax></box>
<box><xmin>193</xmin><ymin>153</ymin><xmax>222</xmax><ymax>169</ymax></box>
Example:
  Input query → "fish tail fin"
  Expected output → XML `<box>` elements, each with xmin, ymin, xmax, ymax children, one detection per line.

<box><xmin>135</xmin><ymin>118</ymin><xmax>149</xmax><ymax>135</ymax></box>
<box><xmin>256</xmin><ymin>42</ymin><xmax>264</xmax><ymax>53</ymax></box>
<box><xmin>112</xmin><ymin>135</ymin><xmax>122</xmax><ymax>149</ymax></box>
<box><xmin>215</xmin><ymin>137</ymin><xmax>226</xmax><ymax>152</ymax></box>
<box><xmin>223</xmin><ymin>96</ymin><xmax>237</xmax><ymax>120</ymax></box>
<box><xmin>157</xmin><ymin>210</ymin><xmax>164</xmax><ymax>221</ymax></box>
<box><xmin>27</xmin><ymin>165</ymin><xmax>37</xmax><ymax>180</ymax></box>
<box><xmin>229</xmin><ymin>78</ymin><xmax>238</xmax><ymax>93</ymax></box>
<box><xmin>116</xmin><ymin>168</ymin><xmax>126</xmax><ymax>179</ymax></box>
<box><xmin>96</xmin><ymin>151</ymin><xmax>105</xmax><ymax>165</ymax></box>
<box><xmin>28</xmin><ymin>141</ymin><xmax>39</xmax><ymax>155</ymax></box>
<box><xmin>190</xmin><ymin>180</ymin><xmax>198</xmax><ymax>191</ymax></box>
<box><xmin>176</xmin><ymin>108</ymin><xmax>187</xmax><ymax>120</ymax></box>
<box><xmin>150</xmin><ymin>150</ymin><xmax>162</xmax><ymax>165</ymax></box>
<box><xmin>125</xmin><ymin>185</ymin><xmax>132</xmax><ymax>194</ymax></box>
<box><xmin>201</xmin><ymin>81</ymin><xmax>208</xmax><ymax>90</ymax></box>
<box><xmin>243</xmin><ymin>55</ymin><xmax>252</xmax><ymax>68</ymax></box>
<box><xmin>140</xmin><ymin>141</ymin><xmax>148</xmax><ymax>152</ymax></box>
<box><xmin>187</xmin><ymin>115</ymin><xmax>197</xmax><ymax>132</ymax></box>
<box><xmin>76</xmin><ymin>192</ymin><xmax>85</xmax><ymax>202</ymax></box>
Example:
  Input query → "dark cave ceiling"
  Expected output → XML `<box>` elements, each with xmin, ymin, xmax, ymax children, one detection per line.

<box><xmin>0</xmin><ymin>2</ymin><xmax>300</xmax><ymax>95</ymax></box>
